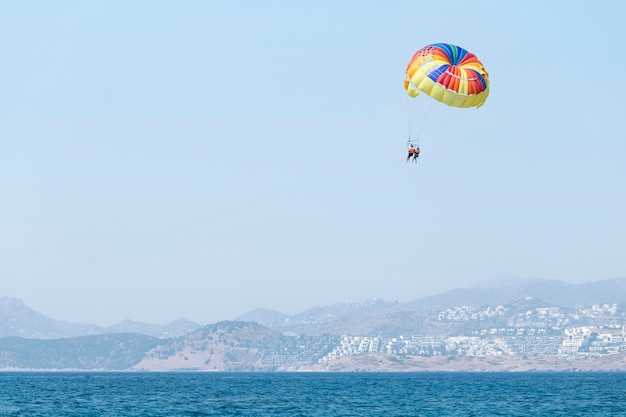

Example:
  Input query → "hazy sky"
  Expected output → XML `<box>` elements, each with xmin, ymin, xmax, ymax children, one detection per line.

<box><xmin>2</xmin><ymin>1</ymin><xmax>625</xmax><ymax>326</ymax></box>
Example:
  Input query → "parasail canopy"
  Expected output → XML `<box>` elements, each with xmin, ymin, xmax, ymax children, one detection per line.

<box><xmin>404</xmin><ymin>43</ymin><xmax>489</xmax><ymax>108</ymax></box>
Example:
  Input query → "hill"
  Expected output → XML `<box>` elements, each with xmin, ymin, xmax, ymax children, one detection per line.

<box><xmin>0</xmin><ymin>334</ymin><xmax>160</xmax><ymax>370</ymax></box>
<box><xmin>132</xmin><ymin>321</ymin><xmax>338</xmax><ymax>371</ymax></box>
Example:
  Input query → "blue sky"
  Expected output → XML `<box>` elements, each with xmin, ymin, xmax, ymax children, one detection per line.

<box><xmin>1</xmin><ymin>1</ymin><xmax>625</xmax><ymax>326</ymax></box>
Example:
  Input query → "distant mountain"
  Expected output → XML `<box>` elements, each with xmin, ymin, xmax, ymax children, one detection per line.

<box><xmin>235</xmin><ymin>299</ymin><xmax>400</xmax><ymax>335</ymax></box>
<box><xmin>238</xmin><ymin>277</ymin><xmax>626</xmax><ymax>336</ymax></box>
<box><xmin>266</xmin><ymin>299</ymin><xmax>419</xmax><ymax>337</ymax></box>
<box><xmin>3</xmin><ymin>277</ymin><xmax>626</xmax><ymax>341</ymax></box>
<box><xmin>0</xmin><ymin>297</ymin><xmax>102</xmax><ymax>339</ymax></box>
<box><xmin>402</xmin><ymin>277</ymin><xmax>626</xmax><ymax>311</ymax></box>
<box><xmin>104</xmin><ymin>318</ymin><xmax>202</xmax><ymax>339</ymax></box>
<box><xmin>289</xmin><ymin>298</ymin><xmax>399</xmax><ymax>324</ymax></box>
<box><xmin>235</xmin><ymin>308</ymin><xmax>289</xmax><ymax>328</ymax></box>
<box><xmin>0</xmin><ymin>297</ymin><xmax>203</xmax><ymax>340</ymax></box>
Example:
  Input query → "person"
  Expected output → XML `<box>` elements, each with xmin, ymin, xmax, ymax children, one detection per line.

<box><xmin>412</xmin><ymin>146</ymin><xmax>420</xmax><ymax>162</ymax></box>
<box><xmin>406</xmin><ymin>145</ymin><xmax>415</xmax><ymax>162</ymax></box>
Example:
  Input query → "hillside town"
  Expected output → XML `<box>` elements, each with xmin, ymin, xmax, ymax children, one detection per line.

<box><xmin>316</xmin><ymin>302</ymin><xmax>626</xmax><ymax>364</ymax></box>
<box><xmin>318</xmin><ymin>325</ymin><xmax>625</xmax><ymax>364</ymax></box>
<box><xmin>255</xmin><ymin>301</ymin><xmax>626</xmax><ymax>367</ymax></box>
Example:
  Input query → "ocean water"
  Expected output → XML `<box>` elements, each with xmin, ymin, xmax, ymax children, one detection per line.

<box><xmin>0</xmin><ymin>372</ymin><xmax>624</xmax><ymax>416</ymax></box>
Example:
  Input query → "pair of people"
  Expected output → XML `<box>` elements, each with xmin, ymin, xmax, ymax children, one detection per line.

<box><xmin>406</xmin><ymin>145</ymin><xmax>420</xmax><ymax>162</ymax></box>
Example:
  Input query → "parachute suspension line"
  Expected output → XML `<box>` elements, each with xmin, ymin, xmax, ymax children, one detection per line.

<box><xmin>407</xmin><ymin>94</ymin><xmax>434</xmax><ymax>145</ymax></box>
<box><xmin>406</xmin><ymin>94</ymin><xmax>425</xmax><ymax>142</ymax></box>
<box><xmin>407</xmin><ymin>95</ymin><xmax>466</xmax><ymax>145</ymax></box>
<box><xmin>406</xmin><ymin>95</ymin><xmax>415</xmax><ymax>141</ymax></box>
<box><xmin>424</xmin><ymin>105</ymin><xmax>463</xmax><ymax>135</ymax></box>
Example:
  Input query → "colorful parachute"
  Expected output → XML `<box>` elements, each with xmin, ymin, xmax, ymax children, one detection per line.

<box><xmin>404</xmin><ymin>43</ymin><xmax>489</xmax><ymax>108</ymax></box>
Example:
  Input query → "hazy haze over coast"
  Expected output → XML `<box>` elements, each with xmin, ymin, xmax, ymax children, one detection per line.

<box><xmin>1</xmin><ymin>1</ymin><xmax>624</xmax><ymax>327</ymax></box>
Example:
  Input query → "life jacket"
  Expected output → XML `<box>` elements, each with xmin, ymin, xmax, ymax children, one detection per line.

<box><xmin>408</xmin><ymin>147</ymin><xmax>415</xmax><ymax>153</ymax></box>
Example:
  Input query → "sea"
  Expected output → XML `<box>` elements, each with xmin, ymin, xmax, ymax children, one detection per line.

<box><xmin>0</xmin><ymin>372</ymin><xmax>624</xmax><ymax>416</ymax></box>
